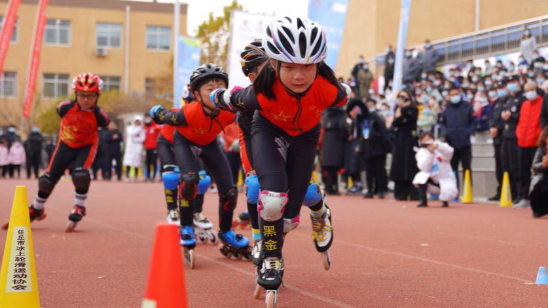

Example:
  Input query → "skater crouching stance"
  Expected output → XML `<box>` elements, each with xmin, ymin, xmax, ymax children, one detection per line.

<box><xmin>412</xmin><ymin>132</ymin><xmax>458</xmax><ymax>207</ymax></box>
<box><xmin>150</xmin><ymin>64</ymin><xmax>251</xmax><ymax>268</ymax></box>
<box><xmin>3</xmin><ymin>73</ymin><xmax>110</xmax><ymax>232</ymax></box>
<box><xmin>236</xmin><ymin>40</ymin><xmax>330</xmax><ymax>274</ymax></box>
<box><xmin>211</xmin><ymin>17</ymin><xmax>349</xmax><ymax>304</ymax></box>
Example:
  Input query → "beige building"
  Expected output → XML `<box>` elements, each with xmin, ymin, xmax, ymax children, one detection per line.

<box><xmin>0</xmin><ymin>0</ymin><xmax>187</xmax><ymax>127</ymax></box>
<box><xmin>336</xmin><ymin>0</ymin><xmax>548</xmax><ymax>77</ymax></box>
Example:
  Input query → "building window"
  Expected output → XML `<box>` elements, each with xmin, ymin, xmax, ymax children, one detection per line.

<box><xmin>146</xmin><ymin>26</ymin><xmax>171</xmax><ymax>51</ymax></box>
<box><xmin>102</xmin><ymin>76</ymin><xmax>121</xmax><ymax>92</ymax></box>
<box><xmin>0</xmin><ymin>72</ymin><xmax>16</xmax><ymax>97</ymax></box>
<box><xmin>45</xmin><ymin>19</ymin><xmax>71</xmax><ymax>46</ymax></box>
<box><xmin>43</xmin><ymin>73</ymin><xmax>69</xmax><ymax>99</ymax></box>
<box><xmin>0</xmin><ymin>16</ymin><xmax>18</xmax><ymax>43</ymax></box>
<box><xmin>96</xmin><ymin>23</ymin><xmax>122</xmax><ymax>48</ymax></box>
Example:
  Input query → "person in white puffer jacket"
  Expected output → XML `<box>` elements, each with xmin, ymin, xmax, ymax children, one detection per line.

<box><xmin>412</xmin><ymin>132</ymin><xmax>458</xmax><ymax>207</ymax></box>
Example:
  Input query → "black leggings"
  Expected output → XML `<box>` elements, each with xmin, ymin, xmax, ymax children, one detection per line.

<box><xmin>173</xmin><ymin>131</ymin><xmax>235</xmax><ymax>231</ymax></box>
<box><xmin>145</xmin><ymin>149</ymin><xmax>158</xmax><ymax>179</ymax></box>
<box><xmin>27</xmin><ymin>151</ymin><xmax>41</xmax><ymax>179</ymax></box>
<box><xmin>251</xmin><ymin>116</ymin><xmax>321</xmax><ymax>258</ymax></box>
<box><xmin>365</xmin><ymin>155</ymin><xmax>387</xmax><ymax>194</ymax></box>
<box><xmin>40</xmin><ymin>140</ymin><xmax>95</xmax><ymax>199</ymax></box>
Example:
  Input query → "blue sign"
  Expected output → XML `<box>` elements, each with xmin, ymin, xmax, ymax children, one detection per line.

<box><xmin>174</xmin><ymin>36</ymin><xmax>201</xmax><ymax>108</ymax></box>
<box><xmin>308</xmin><ymin>0</ymin><xmax>349</xmax><ymax>70</ymax></box>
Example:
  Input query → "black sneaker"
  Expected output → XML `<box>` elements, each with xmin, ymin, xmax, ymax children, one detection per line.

<box><xmin>487</xmin><ymin>195</ymin><xmax>500</xmax><ymax>201</ymax></box>
<box><xmin>417</xmin><ymin>202</ymin><xmax>427</xmax><ymax>207</ymax></box>
<box><xmin>441</xmin><ymin>201</ymin><xmax>449</xmax><ymax>207</ymax></box>
<box><xmin>363</xmin><ymin>191</ymin><xmax>374</xmax><ymax>199</ymax></box>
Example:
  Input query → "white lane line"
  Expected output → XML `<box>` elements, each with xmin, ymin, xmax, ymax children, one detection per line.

<box><xmin>293</xmin><ymin>233</ymin><xmax>530</xmax><ymax>283</ymax></box>
<box><xmin>71</xmin><ymin>214</ymin><xmax>355</xmax><ymax>308</ymax></box>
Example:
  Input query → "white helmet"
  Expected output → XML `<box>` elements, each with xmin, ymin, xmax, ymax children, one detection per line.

<box><xmin>263</xmin><ymin>16</ymin><xmax>327</xmax><ymax>64</ymax></box>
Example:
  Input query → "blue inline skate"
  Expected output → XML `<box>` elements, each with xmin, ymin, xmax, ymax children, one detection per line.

<box><xmin>217</xmin><ymin>230</ymin><xmax>252</xmax><ymax>261</ymax></box>
<box><xmin>180</xmin><ymin>225</ymin><xmax>196</xmax><ymax>269</ymax></box>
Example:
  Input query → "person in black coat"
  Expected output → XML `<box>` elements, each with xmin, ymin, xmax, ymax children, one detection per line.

<box><xmin>104</xmin><ymin>121</ymin><xmax>124</xmax><ymax>181</ymax></box>
<box><xmin>352</xmin><ymin>98</ymin><xmax>391</xmax><ymax>199</ymax></box>
<box><xmin>390</xmin><ymin>89</ymin><xmax>420</xmax><ymax>201</ymax></box>
<box><xmin>487</xmin><ymin>80</ymin><xmax>508</xmax><ymax>201</ymax></box>
<box><xmin>345</xmin><ymin>99</ymin><xmax>365</xmax><ymax>195</ymax></box>
<box><xmin>441</xmin><ymin>87</ymin><xmax>476</xmax><ymax>194</ymax></box>
<box><xmin>92</xmin><ymin>127</ymin><xmax>109</xmax><ymax>180</ymax></box>
<box><xmin>384</xmin><ymin>46</ymin><xmax>395</xmax><ymax>91</ymax></box>
<box><xmin>26</xmin><ymin>126</ymin><xmax>44</xmax><ymax>179</ymax></box>
<box><xmin>321</xmin><ymin>106</ymin><xmax>349</xmax><ymax>195</ymax></box>
<box><xmin>530</xmin><ymin>126</ymin><xmax>548</xmax><ymax>218</ymax></box>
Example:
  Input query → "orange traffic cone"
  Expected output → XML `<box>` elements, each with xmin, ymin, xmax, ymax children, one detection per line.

<box><xmin>142</xmin><ymin>223</ymin><xmax>187</xmax><ymax>308</ymax></box>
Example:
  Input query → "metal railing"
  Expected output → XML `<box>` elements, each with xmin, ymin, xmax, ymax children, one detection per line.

<box><xmin>375</xmin><ymin>14</ymin><xmax>548</xmax><ymax>68</ymax></box>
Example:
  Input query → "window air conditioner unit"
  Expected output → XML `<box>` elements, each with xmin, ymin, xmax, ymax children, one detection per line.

<box><xmin>95</xmin><ymin>47</ymin><xmax>108</xmax><ymax>57</ymax></box>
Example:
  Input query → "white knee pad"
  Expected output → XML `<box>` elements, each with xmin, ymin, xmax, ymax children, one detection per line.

<box><xmin>257</xmin><ymin>190</ymin><xmax>288</xmax><ymax>222</ymax></box>
<box><xmin>283</xmin><ymin>216</ymin><xmax>300</xmax><ymax>234</ymax></box>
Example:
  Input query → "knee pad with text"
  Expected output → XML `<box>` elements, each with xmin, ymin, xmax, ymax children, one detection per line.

<box><xmin>245</xmin><ymin>174</ymin><xmax>260</xmax><ymax>204</ymax></box>
<box><xmin>257</xmin><ymin>190</ymin><xmax>288</xmax><ymax>222</ymax></box>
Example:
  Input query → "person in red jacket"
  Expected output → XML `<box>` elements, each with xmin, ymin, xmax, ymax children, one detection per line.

<box><xmin>143</xmin><ymin>114</ymin><xmax>161</xmax><ymax>182</ymax></box>
<box><xmin>515</xmin><ymin>81</ymin><xmax>543</xmax><ymax>209</ymax></box>
<box><xmin>2</xmin><ymin>73</ymin><xmax>110</xmax><ymax>232</ymax></box>
<box><xmin>211</xmin><ymin>17</ymin><xmax>349</xmax><ymax>300</ymax></box>
<box><xmin>150</xmin><ymin>64</ymin><xmax>250</xmax><ymax>268</ymax></box>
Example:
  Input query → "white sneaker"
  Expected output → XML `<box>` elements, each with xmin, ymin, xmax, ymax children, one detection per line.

<box><xmin>513</xmin><ymin>199</ymin><xmax>530</xmax><ymax>209</ymax></box>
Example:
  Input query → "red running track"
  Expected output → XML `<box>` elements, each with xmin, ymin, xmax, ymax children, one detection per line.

<box><xmin>0</xmin><ymin>179</ymin><xmax>547</xmax><ymax>307</ymax></box>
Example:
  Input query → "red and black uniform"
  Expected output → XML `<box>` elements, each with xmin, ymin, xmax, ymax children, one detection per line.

<box><xmin>39</xmin><ymin>100</ymin><xmax>110</xmax><ymax>200</ymax></box>
<box><xmin>155</xmin><ymin>102</ymin><xmax>237</xmax><ymax>231</ymax></box>
<box><xmin>222</xmin><ymin>76</ymin><xmax>347</xmax><ymax>257</ymax></box>
<box><xmin>143</xmin><ymin>121</ymin><xmax>161</xmax><ymax>180</ymax></box>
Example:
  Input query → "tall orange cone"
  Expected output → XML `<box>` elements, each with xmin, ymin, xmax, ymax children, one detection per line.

<box><xmin>499</xmin><ymin>172</ymin><xmax>512</xmax><ymax>207</ymax></box>
<box><xmin>0</xmin><ymin>186</ymin><xmax>40</xmax><ymax>308</ymax></box>
<box><xmin>461</xmin><ymin>169</ymin><xmax>473</xmax><ymax>203</ymax></box>
<box><xmin>142</xmin><ymin>223</ymin><xmax>187</xmax><ymax>308</ymax></box>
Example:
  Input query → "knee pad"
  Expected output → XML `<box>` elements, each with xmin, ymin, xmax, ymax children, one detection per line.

<box><xmin>257</xmin><ymin>190</ymin><xmax>288</xmax><ymax>222</ymax></box>
<box><xmin>245</xmin><ymin>174</ymin><xmax>260</xmax><ymax>204</ymax></box>
<box><xmin>198</xmin><ymin>170</ymin><xmax>211</xmax><ymax>194</ymax></box>
<box><xmin>303</xmin><ymin>183</ymin><xmax>323</xmax><ymax>206</ymax></box>
<box><xmin>72</xmin><ymin>168</ymin><xmax>91</xmax><ymax>192</ymax></box>
<box><xmin>283</xmin><ymin>216</ymin><xmax>300</xmax><ymax>234</ymax></box>
<box><xmin>179</xmin><ymin>173</ymin><xmax>199</xmax><ymax>200</ymax></box>
<box><xmin>162</xmin><ymin>164</ymin><xmax>180</xmax><ymax>190</ymax></box>
<box><xmin>220</xmin><ymin>188</ymin><xmax>238</xmax><ymax>211</ymax></box>
<box><xmin>38</xmin><ymin>175</ymin><xmax>55</xmax><ymax>196</ymax></box>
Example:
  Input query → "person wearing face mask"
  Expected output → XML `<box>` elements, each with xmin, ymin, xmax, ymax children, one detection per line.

<box><xmin>520</xmin><ymin>28</ymin><xmax>537</xmax><ymax>63</ymax></box>
<box><xmin>419</xmin><ymin>39</ymin><xmax>439</xmax><ymax>74</ymax></box>
<box><xmin>535</xmin><ymin>72</ymin><xmax>547</xmax><ymax>93</ymax></box>
<box><xmin>25</xmin><ymin>125</ymin><xmax>44</xmax><ymax>179</ymax></box>
<box><xmin>390</xmin><ymin>90</ymin><xmax>420</xmax><ymax>201</ymax></box>
<box><xmin>2</xmin><ymin>125</ymin><xmax>19</xmax><ymax>149</ymax></box>
<box><xmin>384</xmin><ymin>45</ymin><xmax>395</xmax><ymax>91</ymax></box>
<box><xmin>143</xmin><ymin>114</ymin><xmax>161</xmax><ymax>182</ymax></box>
<box><xmin>357</xmin><ymin>61</ymin><xmax>373</xmax><ymax>99</ymax></box>
<box><xmin>441</xmin><ymin>87</ymin><xmax>476</xmax><ymax>195</ymax></box>
<box><xmin>488</xmin><ymin>80</ymin><xmax>508</xmax><ymax>201</ymax></box>
<box><xmin>123</xmin><ymin>116</ymin><xmax>146</xmax><ymax>182</ymax></box>
<box><xmin>351</xmin><ymin>55</ymin><xmax>365</xmax><ymax>95</ymax></box>
<box><xmin>403</xmin><ymin>49</ymin><xmax>420</xmax><ymax>84</ymax></box>
<box><xmin>320</xmin><ymin>104</ymin><xmax>349</xmax><ymax>196</ymax></box>
<box><xmin>476</xmin><ymin>91</ymin><xmax>492</xmax><ymax>132</ymax></box>
<box><xmin>514</xmin><ymin>81</ymin><xmax>543</xmax><ymax>209</ymax></box>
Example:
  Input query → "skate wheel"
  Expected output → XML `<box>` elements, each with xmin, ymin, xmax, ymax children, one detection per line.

<box><xmin>36</xmin><ymin>213</ymin><xmax>47</xmax><ymax>221</ymax></box>
<box><xmin>232</xmin><ymin>250</ymin><xmax>242</xmax><ymax>260</ymax></box>
<box><xmin>265</xmin><ymin>290</ymin><xmax>277</xmax><ymax>308</ymax></box>
<box><xmin>322</xmin><ymin>251</ymin><xmax>331</xmax><ymax>271</ymax></box>
<box><xmin>65</xmin><ymin>221</ymin><xmax>78</xmax><ymax>233</ymax></box>
<box><xmin>242</xmin><ymin>246</ymin><xmax>252</xmax><ymax>261</ymax></box>
<box><xmin>219</xmin><ymin>245</ymin><xmax>230</xmax><ymax>258</ymax></box>
<box><xmin>209</xmin><ymin>232</ymin><xmax>218</xmax><ymax>245</ymax></box>
<box><xmin>198</xmin><ymin>234</ymin><xmax>207</xmax><ymax>244</ymax></box>
<box><xmin>2</xmin><ymin>222</ymin><xmax>9</xmax><ymax>230</ymax></box>
<box><xmin>253</xmin><ymin>283</ymin><xmax>262</xmax><ymax>299</ymax></box>
<box><xmin>184</xmin><ymin>248</ymin><xmax>196</xmax><ymax>269</ymax></box>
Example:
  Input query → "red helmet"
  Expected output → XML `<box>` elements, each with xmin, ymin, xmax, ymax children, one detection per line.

<box><xmin>72</xmin><ymin>73</ymin><xmax>103</xmax><ymax>93</ymax></box>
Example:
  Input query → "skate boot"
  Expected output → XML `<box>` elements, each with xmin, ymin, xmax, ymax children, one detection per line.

<box><xmin>180</xmin><ymin>225</ymin><xmax>197</xmax><ymax>269</ymax></box>
<box><xmin>232</xmin><ymin>211</ymin><xmax>251</xmax><ymax>229</ymax></box>
<box><xmin>2</xmin><ymin>204</ymin><xmax>47</xmax><ymax>230</ymax></box>
<box><xmin>166</xmin><ymin>209</ymin><xmax>180</xmax><ymax>225</ymax></box>
<box><xmin>218</xmin><ymin>230</ymin><xmax>252</xmax><ymax>260</ymax></box>
<box><xmin>193</xmin><ymin>212</ymin><xmax>217</xmax><ymax>244</ymax></box>
<box><xmin>257</xmin><ymin>257</ymin><xmax>284</xmax><ymax>307</ymax></box>
<box><xmin>311</xmin><ymin>205</ymin><xmax>333</xmax><ymax>271</ymax></box>
<box><xmin>65</xmin><ymin>205</ymin><xmax>86</xmax><ymax>233</ymax></box>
